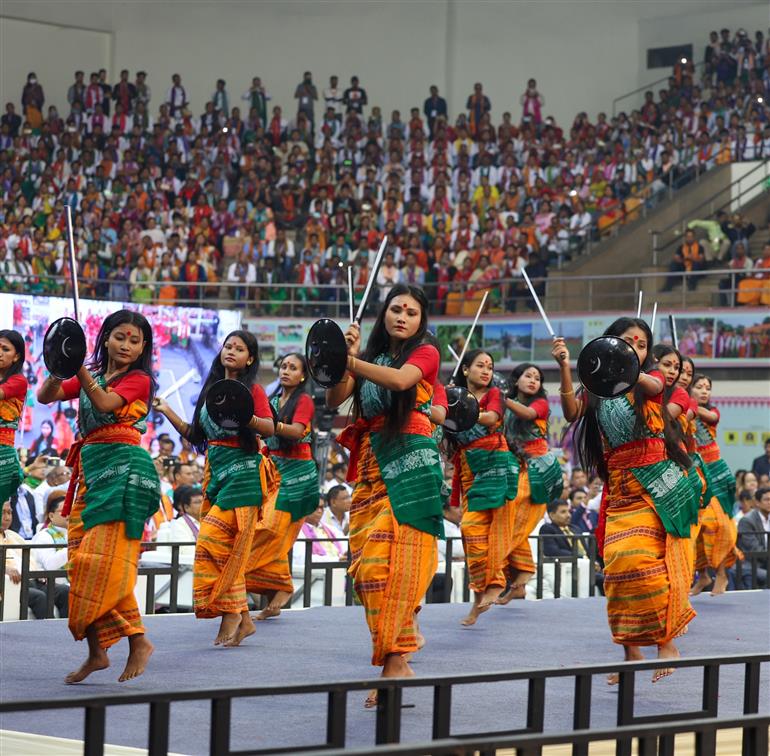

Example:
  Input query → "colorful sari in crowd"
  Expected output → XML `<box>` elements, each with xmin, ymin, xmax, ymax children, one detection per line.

<box><xmin>339</xmin><ymin>346</ymin><xmax>444</xmax><ymax>666</ymax></box>
<box><xmin>245</xmin><ymin>393</ymin><xmax>317</xmax><ymax>597</ymax></box>
<box><xmin>0</xmin><ymin>375</ymin><xmax>27</xmax><ymax>504</ymax></box>
<box><xmin>503</xmin><ymin>396</ymin><xmax>563</xmax><ymax>579</ymax></box>
<box><xmin>595</xmin><ymin>379</ymin><xmax>699</xmax><ymax>646</ymax></box>
<box><xmin>450</xmin><ymin>387</ymin><xmax>520</xmax><ymax>594</ymax></box>
<box><xmin>692</xmin><ymin>412</ymin><xmax>739</xmax><ymax>571</ymax></box>
<box><xmin>60</xmin><ymin>372</ymin><xmax>160</xmax><ymax>648</ymax></box>
<box><xmin>194</xmin><ymin>384</ymin><xmax>278</xmax><ymax>618</ymax></box>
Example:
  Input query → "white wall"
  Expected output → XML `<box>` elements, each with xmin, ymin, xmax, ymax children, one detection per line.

<box><xmin>0</xmin><ymin>16</ymin><xmax>110</xmax><ymax>114</ymax></box>
<box><xmin>1</xmin><ymin>1</ymin><xmax>767</xmax><ymax>127</ymax></box>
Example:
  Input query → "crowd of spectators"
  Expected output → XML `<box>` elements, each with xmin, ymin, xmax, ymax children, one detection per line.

<box><xmin>1</xmin><ymin>27</ymin><xmax>769</xmax><ymax>315</ymax></box>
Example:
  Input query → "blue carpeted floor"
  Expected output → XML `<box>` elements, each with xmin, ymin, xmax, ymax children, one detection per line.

<box><xmin>1</xmin><ymin>592</ymin><xmax>768</xmax><ymax>754</ymax></box>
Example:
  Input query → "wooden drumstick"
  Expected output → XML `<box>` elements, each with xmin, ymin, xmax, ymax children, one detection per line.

<box><xmin>65</xmin><ymin>205</ymin><xmax>80</xmax><ymax>321</ymax></box>
<box><xmin>450</xmin><ymin>291</ymin><xmax>488</xmax><ymax>382</ymax></box>
<box><xmin>354</xmin><ymin>236</ymin><xmax>387</xmax><ymax>323</ymax></box>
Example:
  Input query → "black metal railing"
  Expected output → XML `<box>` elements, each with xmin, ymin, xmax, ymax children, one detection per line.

<box><xmin>0</xmin><ymin>653</ymin><xmax>766</xmax><ymax>756</ymax></box>
<box><xmin>3</xmin><ymin>531</ymin><xmax>767</xmax><ymax>620</ymax></box>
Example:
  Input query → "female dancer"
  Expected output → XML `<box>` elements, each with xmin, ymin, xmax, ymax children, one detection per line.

<box><xmin>326</xmin><ymin>284</ymin><xmax>444</xmax><ymax>703</ymax></box>
<box><xmin>153</xmin><ymin>330</ymin><xmax>276</xmax><ymax>646</ymax></box>
<box><xmin>37</xmin><ymin>311</ymin><xmax>160</xmax><ymax>683</ymax></box>
<box><xmin>447</xmin><ymin>349</ymin><xmax>520</xmax><ymax>626</ymax></box>
<box><xmin>499</xmin><ymin>362</ymin><xmax>564</xmax><ymax>601</ymax></box>
<box><xmin>0</xmin><ymin>331</ymin><xmax>27</xmax><ymax>508</ymax></box>
<box><xmin>689</xmin><ymin>373</ymin><xmax>739</xmax><ymax>596</ymax></box>
<box><xmin>249</xmin><ymin>352</ymin><xmax>318</xmax><ymax>620</ymax></box>
<box><xmin>552</xmin><ymin>318</ymin><xmax>699</xmax><ymax>683</ymax></box>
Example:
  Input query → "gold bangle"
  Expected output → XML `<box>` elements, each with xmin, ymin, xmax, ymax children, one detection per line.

<box><xmin>349</xmin><ymin>356</ymin><xmax>356</xmax><ymax>373</ymax></box>
<box><xmin>277</xmin><ymin>421</ymin><xmax>283</xmax><ymax>433</ymax></box>
<box><xmin>87</xmin><ymin>381</ymin><xmax>99</xmax><ymax>393</ymax></box>
<box><xmin>559</xmin><ymin>388</ymin><xmax>574</xmax><ymax>396</ymax></box>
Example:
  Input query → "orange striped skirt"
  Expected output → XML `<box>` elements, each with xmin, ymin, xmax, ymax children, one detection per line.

<box><xmin>458</xmin><ymin>449</ymin><xmax>518</xmax><ymax>594</ymax></box>
<box><xmin>67</xmin><ymin>470</ymin><xmax>144</xmax><ymax>648</ymax></box>
<box><xmin>349</xmin><ymin>433</ymin><xmax>437</xmax><ymax>667</ymax></box>
<box><xmin>503</xmin><ymin>469</ymin><xmax>546</xmax><ymax>583</ymax></box>
<box><xmin>694</xmin><ymin>497</ymin><xmax>739</xmax><ymax>571</ymax></box>
<box><xmin>603</xmin><ymin>467</ymin><xmax>695</xmax><ymax>646</ymax></box>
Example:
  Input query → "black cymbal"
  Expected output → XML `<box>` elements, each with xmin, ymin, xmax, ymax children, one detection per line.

<box><xmin>43</xmin><ymin>318</ymin><xmax>87</xmax><ymax>380</ymax></box>
<box><xmin>444</xmin><ymin>385</ymin><xmax>480</xmax><ymax>433</ymax></box>
<box><xmin>577</xmin><ymin>336</ymin><xmax>640</xmax><ymax>399</ymax></box>
<box><xmin>205</xmin><ymin>379</ymin><xmax>254</xmax><ymax>430</ymax></box>
<box><xmin>305</xmin><ymin>318</ymin><xmax>348</xmax><ymax>389</ymax></box>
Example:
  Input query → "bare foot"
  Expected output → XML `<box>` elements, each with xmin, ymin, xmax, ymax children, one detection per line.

<box><xmin>214</xmin><ymin>613</ymin><xmax>241</xmax><ymax>646</ymax></box>
<box><xmin>689</xmin><ymin>572</ymin><xmax>712</xmax><ymax>596</ymax></box>
<box><xmin>365</xmin><ymin>654</ymin><xmax>414</xmax><ymax>708</ymax></box>
<box><xmin>653</xmin><ymin>641</ymin><xmax>680</xmax><ymax>683</ymax></box>
<box><xmin>118</xmin><ymin>635</ymin><xmax>154</xmax><ymax>682</ymax></box>
<box><xmin>496</xmin><ymin>583</ymin><xmax>526</xmax><ymax>605</ymax></box>
<box><xmin>607</xmin><ymin>646</ymin><xmax>644</xmax><ymax>686</ymax></box>
<box><xmin>224</xmin><ymin>612</ymin><xmax>256</xmax><ymax>647</ymax></box>
<box><xmin>710</xmin><ymin>568</ymin><xmax>728</xmax><ymax>596</ymax></box>
<box><xmin>65</xmin><ymin>648</ymin><xmax>110</xmax><ymax>684</ymax></box>
<box><xmin>253</xmin><ymin>590</ymin><xmax>292</xmax><ymax>621</ymax></box>
<box><xmin>478</xmin><ymin>584</ymin><xmax>505</xmax><ymax>609</ymax></box>
<box><xmin>460</xmin><ymin>595</ymin><xmax>490</xmax><ymax>626</ymax></box>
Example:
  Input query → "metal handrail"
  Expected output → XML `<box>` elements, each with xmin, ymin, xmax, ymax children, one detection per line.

<box><xmin>3</xmin><ymin>267</ymin><xmax>767</xmax><ymax>315</ymax></box>
<box><xmin>611</xmin><ymin>60</ymin><xmax>706</xmax><ymax>117</ymax></box>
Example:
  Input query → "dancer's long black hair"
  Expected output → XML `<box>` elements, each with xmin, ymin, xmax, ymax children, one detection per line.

<box><xmin>651</xmin><ymin>343</ymin><xmax>692</xmax><ymax>465</ymax></box>
<box><xmin>0</xmin><ymin>330</ymin><xmax>26</xmax><ymax>383</ymax></box>
<box><xmin>505</xmin><ymin>362</ymin><xmax>547</xmax><ymax>453</ymax></box>
<box><xmin>86</xmin><ymin>310</ymin><xmax>157</xmax><ymax>402</ymax></box>
<box><xmin>572</xmin><ymin>317</ymin><xmax>690</xmax><ymax>480</ymax></box>
<box><xmin>189</xmin><ymin>330</ymin><xmax>260</xmax><ymax>454</ymax></box>
<box><xmin>353</xmin><ymin>284</ymin><xmax>430</xmax><ymax>441</ymax></box>
<box><xmin>270</xmin><ymin>352</ymin><xmax>311</xmax><ymax>452</ymax></box>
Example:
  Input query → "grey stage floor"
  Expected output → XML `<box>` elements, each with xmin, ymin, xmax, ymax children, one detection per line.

<box><xmin>1</xmin><ymin>592</ymin><xmax>768</xmax><ymax>754</ymax></box>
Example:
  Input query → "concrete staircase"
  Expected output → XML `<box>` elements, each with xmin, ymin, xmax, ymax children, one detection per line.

<box><xmin>546</xmin><ymin>165</ymin><xmax>770</xmax><ymax>312</ymax></box>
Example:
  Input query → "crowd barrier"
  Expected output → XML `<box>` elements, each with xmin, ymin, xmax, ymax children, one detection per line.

<box><xmin>2</xmin><ymin>266</ymin><xmax>762</xmax><ymax>315</ymax></box>
<box><xmin>0</xmin><ymin>653</ymin><xmax>766</xmax><ymax>756</ymax></box>
<box><xmin>1</xmin><ymin>532</ymin><xmax>767</xmax><ymax>621</ymax></box>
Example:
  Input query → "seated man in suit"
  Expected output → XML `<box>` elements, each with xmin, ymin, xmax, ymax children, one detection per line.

<box><xmin>540</xmin><ymin>498</ymin><xmax>604</xmax><ymax>594</ymax></box>
<box><xmin>540</xmin><ymin>499</ymin><xmax>587</xmax><ymax>557</ymax></box>
<box><xmin>737</xmin><ymin>486</ymin><xmax>770</xmax><ymax>588</ymax></box>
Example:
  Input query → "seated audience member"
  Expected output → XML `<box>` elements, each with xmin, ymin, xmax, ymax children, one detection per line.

<box><xmin>437</xmin><ymin>502</ymin><xmax>464</xmax><ymax>562</ymax></box>
<box><xmin>752</xmin><ymin>439</ymin><xmax>770</xmax><ymax>480</ymax></box>
<box><xmin>292</xmin><ymin>498</ymin><xmax>347</xmax><ymax>573</ymax></box>
<box><xmin>569</xmin><ymin>488</ymin><xmax>598</xmax><ymax>533</ymax></box>
<box><xmin>32</xmin><ymin>462</ymin><xmax>72</xmax><ymax>525</ymax></box>
<box><xmin>321</xmin><ymin>484</ymin><xmax>350</xmax><ymax>536</ymax></box>
<box><xmin>28</xmin><ymin>489</ymin><xmax>70</xmax><ymax>618</ymax></box>
<box><xmin>734</xmin><ymin>490</ymin><xmax>757</xmax><ymax>523</ymax></box>
<box><xmin>321</xmin><ymin>462</ymin><xmax>351</xmax><ymax>495</ymax></box>
<box><xmin>662</xmin><ymin>229</ymin><xmax>705</xmax><ymax>291</ymax></box>
<box><xmin>539</xmin><ymin>499</ymin><xmax>588</xmax><ymax>557</ymax></box>
<box><xmin>736</xmin><ymin>486</ymin><xmax>769</xmax><ymax>588</ymax></box>
<box><xmin>154</xmin><ymin>484</ymin><xmax>202</xmax><ymax>566</ymax></box>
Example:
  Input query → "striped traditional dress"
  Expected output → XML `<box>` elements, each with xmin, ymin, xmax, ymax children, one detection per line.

<box><xmin>338</xmin><ymin>345</ymin><xmax>444</xmax><ymax>666</ymax></box>
<box><xmin>61</xmin><ymin>371</ymin><xmax>160</xmax><ymax>647</ymax></box>
<box><xmin>595</xmin><ymin>375</ymin><xmax>699</xmax><ymax>646</ymax></box>
<box><xmin>244</xmin><ymin>392</ymin><xmax>318</xmax><ymax>598</ymax></box>
<box><xmin>503</xmin><ymin>396</ymin><xmax>564</xmax><ymax>578</ymax></box>
<box><xmin>0</xmin><ymin>374</ymin><xmax>26</xmax><ymax>505</ymax></box>
<box><xmin>193</xmin><ymin>383</ymin><xmax>279</xmax><ymax>618</ymax></box>
<box><xmin>451</xmin><ymin>387</ymin><xmax>522</xmax><ymax>594</ymax></box>
<box><xmin>692</xmin><ymin>410</ymin><xmax>739</xmax><ymax>572</ymax></box>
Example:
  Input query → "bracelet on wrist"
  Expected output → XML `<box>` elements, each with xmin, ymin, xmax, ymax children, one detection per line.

<box><xmin>559</xmin><ymin>388</ymin><xmax>574</xmax><ymax>396</ymax></box>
